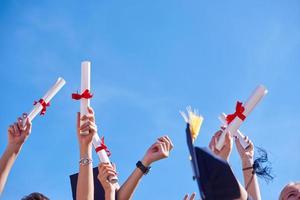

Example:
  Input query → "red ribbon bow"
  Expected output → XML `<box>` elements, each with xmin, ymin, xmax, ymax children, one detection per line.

<box><xmin>226</xmin><ymin>101</ymin><xmax>246</xmax><ymax>124</ymax></box>
<box><xmin>34</xmin><ymin>99</ymin><xmax>50</xmax><ymax>115</ymax></box>
<box><xmin>72</xmin><ymin>89</ymin><xmax>93</xmax><ymax>100</ymax></box>
<box><xmin>95</xmin><ymin>137</ymin><xmax>111</xmax><ymax>156</ymax></box>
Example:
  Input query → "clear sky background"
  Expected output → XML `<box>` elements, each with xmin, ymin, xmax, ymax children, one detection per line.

<box><xmin>0</xmin><ymin>0</ymin><xmax>299</xmax><ymax>199</ymax></box>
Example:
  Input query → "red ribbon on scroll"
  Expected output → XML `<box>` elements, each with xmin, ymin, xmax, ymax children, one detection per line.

<box><xmin>226</xmin><ymin>101</ymin><xmax>246</xmax><ymax>124</ymax></box>
<box><xmin>72</xmin><ymin>89</ymin><xmax>93</xmax><ymax>100</ymax></box>
<box><xmin>95</xmin><ymin>137</ymin><xmax>111</xmax><ymax>156</ymax></box>
<box><xmin>34</xmin><ymin>99</ymin><xmax>50</xmax><ymax>115</ymax></box>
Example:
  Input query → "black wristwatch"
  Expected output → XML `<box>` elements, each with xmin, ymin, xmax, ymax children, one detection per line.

<box><xmin>136</xmin><ymin>161</ymin><xmax>151</xmax><ymax>175</ymax></box>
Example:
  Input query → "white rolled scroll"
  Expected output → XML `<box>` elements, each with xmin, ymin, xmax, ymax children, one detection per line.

<box><xmin>77</xmin><ymin>61</ymin><xmax>118</xmax><ymax>183</ymax></box>
<box><xmin>93</xmin><ymin>134</ymin><xmax>118</xmax><ymax>183</ymax></box>
<box><xmin>219</xmin><ymin>113</ymin><xmax>249</xmax><ymax>149</ymax></box>
<box><xmin>24</xmin><ymin>77</ymin><xmax>66</xmax><ymax>126</ymax></box>
<box><xmin>215</xmin><ymin>85</ymin><xmax>268</xmax><ymax>151</ymax></box>
<box><xmin>80</xmin><ymin>61</ymin><xmax>91</xmax><ymax>135</ymax></box>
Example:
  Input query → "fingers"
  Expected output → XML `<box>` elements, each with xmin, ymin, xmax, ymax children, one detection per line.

<box><xmin>80</xmin><ymin>121</ymin><xmax>97</xmax><ymax>134</ymax></box>
<box><xmin>8</xmin><ymin>125</ymin><xmax>14</xmax><ymax>135</ymax></box>
<box><xmin>245</xmin><ymin>138</ymin><xmax>254</xmax><ymax>151</ymax></box>
<box><xmin>224</xmin><ymin>131</ymin><xmax>233</xmax><ymax>146</ymax></box>
<box><xmin>151</xmin><ymin>142</ymin><xmax>167</xmax><ymax>158</ymax></box>
<box><xmin>158</xmin><ymin>135</ymin><xmax>174</xmax><ymax>151</ymax></box>
<box><xmin>248</xmin><ymin>140</ymin><xmax>254</xmax><ymax>151</ymax></box>
<box><xmin>98</xmin><ymin>163</ymin><xmax>117</xmax><ymax>182</ymax></box>
<box><xmin>235</xmin><ymin>136</ymin><xmax>243</xmax><ymax>151</ymax></box>
<box><xmin>214</xmin><ymin>130</ymin><xmax>223</xmax><ymax>140</ymax></box>
<box><xmin>157</xmin><ymin>138</ymin><xmax>168</xmax><ymax>152</ymax></box>
<box><xmin>209</xmin><ymin>132</ymin><xmax>220</xmax><ymax>153</ymax></box>
<box><xmin>87</xmin><ymin>106</ymin><xmax>95</xmax><ymax>115</ymax></box>
<box><xmin>183</xmin><ymin>194</ymin><xmax>189</xmax><ymax>200</ymax></box>
<box><xmin>209</xmin><ymin>135</ymin><xmax>215</xmax><ymax>151</ymax></box>
<box><xmin>81</xmin><ymin>115</ymin><xmax>95</xmax><ymax>122</ymax></box>
<box><xmin>17</xmin><ymin>117</ymin><xmax>23</xmax><ymax>130</ymax></box>
<box><xmin>183</xmin><ymin>193</ymin><xmax>196</xmax><ymax>200</ymax></box>
<box><xmin>13</xmin><ymin>123</ymin><xmax>21</xmax><ymax>136</ymax></box>
<box><xmin>190</xmin><ymin>192</ymin><xmax>196</xmax><ymax>200</ymax></box>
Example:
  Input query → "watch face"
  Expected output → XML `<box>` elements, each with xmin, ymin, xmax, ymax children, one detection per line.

<box><xmin>80</xmin><ymin>158</ymin><xmax>92</xmax><ymax>165</ymax></box>
<box><xmin>82</xmin><ymin>159</ymin><xmax>89</xmax><ymax>164</ymax></box>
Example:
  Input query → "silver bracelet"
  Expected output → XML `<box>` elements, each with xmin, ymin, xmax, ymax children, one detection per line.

<box><xmin>79</xmin><ymin>157</ymin><xmax>93</xmax><ymax>166</ymax></box>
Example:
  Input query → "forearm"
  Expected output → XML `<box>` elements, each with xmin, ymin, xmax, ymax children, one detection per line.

<box><xmin>0</xmin><ymin>144</ymin><xmax>21</xmax><ymax>194</ymax></box>
<box><xmin>242</xmin><ymin>160</ymin><xmax>261</xmax><ymax>200</ymax></box>
<box><xmin>118</xmin><ymin>158</ymin><xmax>150</xmax><ymax>200</ymax></box>
<box><xmin>76</xmin><ymin>145</ymin><xmax>94</xmax><ymax>200</ymax></box>
<box><xmin>118</xmin><ymin>168</ymin><xmax>143</xmax><ymax>200</ymax></box>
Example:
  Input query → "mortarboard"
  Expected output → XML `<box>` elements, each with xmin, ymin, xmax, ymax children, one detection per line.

<box><xmin>70</xmin><ymin>167</ymin><xmax>114</xmax><ymax>200</ymax></box>
<box><xmin>182</xmin><ymin>107</ymin><xmax>241</xmax><ymax>200</ymax></box>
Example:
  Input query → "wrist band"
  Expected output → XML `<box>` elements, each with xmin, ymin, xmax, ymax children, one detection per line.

<box><xmin>136</xmin><ymin>161</ymin><xmax>151</xmax><ymax>175</ymax></box>
<box><xmin>79</xmin><ymin>157</ymin><xmax>93</xmax><ymax>166</ymax></box>
<box><xmin>242</xmin><ymin>166</ymin><xmax>253</xmax><ymax>171</ymax></box>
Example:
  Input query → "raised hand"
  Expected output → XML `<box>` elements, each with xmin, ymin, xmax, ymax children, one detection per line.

<box><xmin>209</xmin><ymin>129</ymin><xmax>233</xmax><ymax>161</ymax></box>
<box><xmin>142</xmin><ymin>135</ymin><xmax>174</xmax><ymax>166</ymax></box>
<box><xmin>77</xmin><ymin>107</ymin><xmax>97</xmax><ymax>148</ymax></box>
<box><xmin>97</xmin><ymin>163</ymin><xmax>118</xmax><ymax>192</ymax></box>
<box><xmin>235</xmin><ymin>136</ymin><xmax>254</xmax><ymax>166</ymax></box>
<box><xmin>7</xmin><ymin>113</ymin><xmax>32</xmax><ymax>153</ymax></box>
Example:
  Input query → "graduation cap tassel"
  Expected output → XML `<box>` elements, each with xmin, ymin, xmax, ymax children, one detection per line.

<box><xmin>253</xmin><ymin>147</ymin><xmax>274</xmax><ymax>182</ymax></box>
<box><xmin>181</xmin><ymin>107</ymin><xmax>205</xmax><ymax>199</ymax></box>
<box><xmin>180</xmin><ymin>106</ymin><xmax>204</xmax><ymax>142</ymax></box>
<box><xmin>243</xmin><ymin>146</ymin><xmax>274</xmax><ymax>190</ymax></box>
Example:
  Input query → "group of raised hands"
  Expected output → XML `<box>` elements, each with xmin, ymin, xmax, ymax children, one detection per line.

<box><xmin>1</xmin><ymin>109</ymin><xmax>298</xmax><ymax>200</ymax></box>
<box><xmin>0</xmin><ymin>107</ymin><xmax>174</xmax><ymax>200</ymax></box>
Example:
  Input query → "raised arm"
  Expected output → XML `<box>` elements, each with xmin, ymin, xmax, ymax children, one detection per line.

<box><xmin>0</xmin><ymin>114</ymin><xmax>31</xmax><ymax>195</ymax></box>
<box><xmin>97</xmin><ymin>163</ymin><xmax>118</xmax><ymax>200</ymax></box>
<box><xmin>235</xmin><ymin>136</ymin><xmax>261</xmax><ymax>200</ymax></box>
<box><xmin>209</xmin><ymin>129</ymin><xmax>250</xmax><ymax>200</ymax></box>
<box><xmin>209</xmin><ymin>128</ymin><xmax>233</xmax><ymax>161</ymax></box>
<box><xmin>76</xmin><ymin>107</ymin><xmax>97</xmax><ymax>200</ymax></box>
<box><xmin>117</xmin><ymin>136</ymin><xmax>174</xmax><ymax>200</ymax></box>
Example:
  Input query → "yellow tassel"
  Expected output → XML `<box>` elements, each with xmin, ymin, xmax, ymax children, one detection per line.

<box><xmin>180</xmin><ymin>106</ymin><xmax>204</xmax><ymax>142</ymax></box>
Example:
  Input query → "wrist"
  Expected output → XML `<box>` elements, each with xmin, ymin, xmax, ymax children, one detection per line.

<box><xmin>141</xmin><ymin>157</ymin><xmax>152</xmax><ymax>167</ymax></box>
<box><xmin>104</xmin><ymin>187</ymin><xmax>115</xmax><ymax>199</ymax></box>
<box><xmin>79</xmin><ymin>145</ymin><xmax>92</xmax><ymax>157</ymax></box>
<box><xmin>7</xmin><ymin>143</ymin><xmax>22</xmax><ymax>155</ymax></box>
<box><xmin>104</xmin><ymin>185</ymin><xmax>114</xmax><ymax>193</ymax></box>
<box><xmin>242</xmin><ymin>158</ymin><xmax>253</xmax><ymax>167</ymax></box>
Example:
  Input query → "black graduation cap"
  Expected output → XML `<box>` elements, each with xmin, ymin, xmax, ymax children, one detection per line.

<box><xmin>70</xmin><ymin>167</ymin><xmax>116</xmax><ymax>200</ymax></box>
<box><xmin>186</xmin><ymin>124</ymin><xmax>241</xmax><ymax>200</ymax></box>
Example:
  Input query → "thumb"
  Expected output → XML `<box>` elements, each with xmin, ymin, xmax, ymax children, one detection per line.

<box><xmin>183</xmin><ymin>194</ymin><xmax>189</xmax><ymax>200</ymax></box>
<box><xmin>235</xmin><ymin>136</ymin><xmax>243</xmax><ymax>151</ymax></box>
<box><xmin>225</xmin><ymin>131</ymin><xmax>232</xmax><ymax>146</ymax></box>
<box><xmin>190</xmin><ymin>192</ymin><xmax>196</xmax><ymax>200</ymax></box>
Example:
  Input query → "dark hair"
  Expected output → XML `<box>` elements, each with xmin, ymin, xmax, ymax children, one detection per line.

<box><xmin>253</xmin><ymin>147</ymin><xmax>274</xmax><ymax>182</ymax></box>
<box><xmin>21</xmin><ymin>192</ymin><xmax>49</xmax><ymax>200</ymax></box>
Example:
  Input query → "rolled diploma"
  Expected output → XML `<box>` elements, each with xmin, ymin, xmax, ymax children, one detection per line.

<box><xmin>93</xmin><ymin>134</ymin><xmax>118</xmax><ymax>183</ymax></box>
<box><xmin>219</xmin><ymin>113</ymin><xmax>249</xmax><ymax>149</ymax></box>
<box><xmin>80</xmin><ymin>61</ymin><xmax>91</xmax><ymax>135</ymax></box>
<box><xmin>215</xmin><ymin>85</ymin><xmax>268</xmax><ymax>151</ymax></box>
<box><xmin>24</xmin><ymin>77</ymin><xmax>66</xmax><ymax>125</ymax></box>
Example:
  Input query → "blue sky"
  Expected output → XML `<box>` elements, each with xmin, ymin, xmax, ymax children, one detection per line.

<box><xmin>0</xmin><ymin>0</ymin><xmax>299</xmax><ymax>199</ymax></box>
